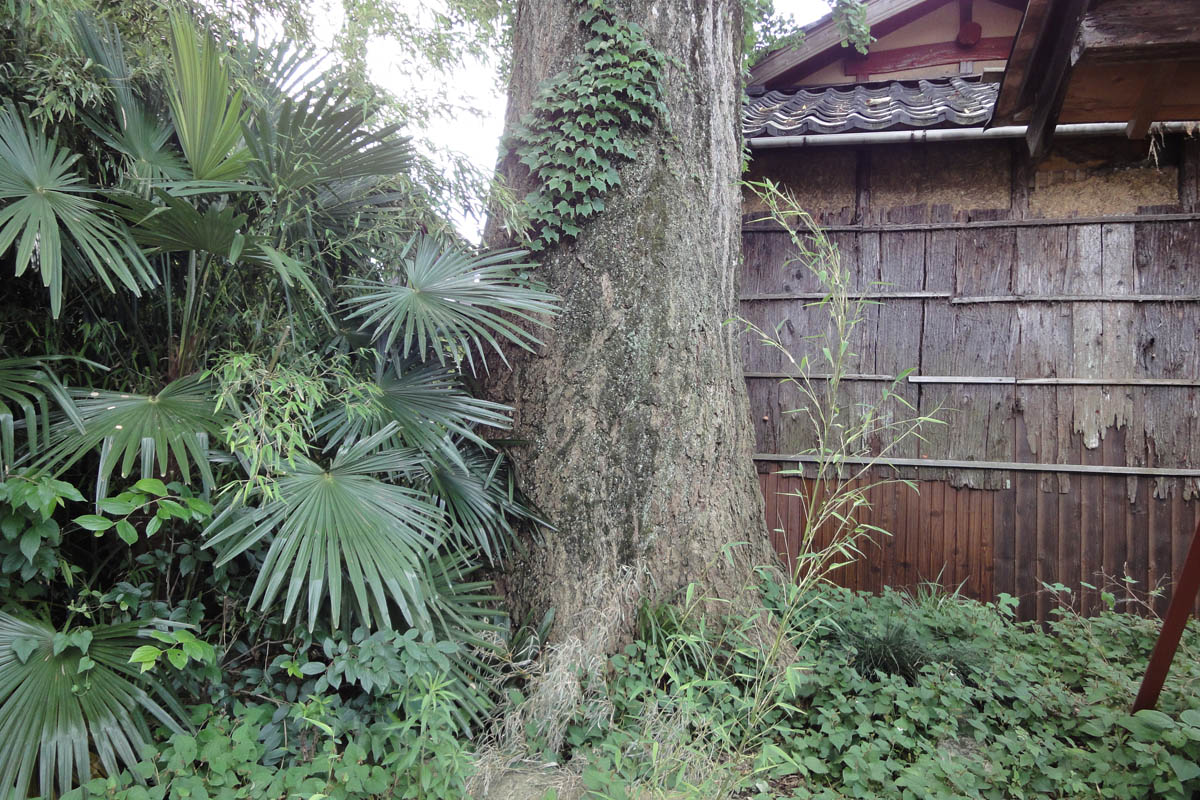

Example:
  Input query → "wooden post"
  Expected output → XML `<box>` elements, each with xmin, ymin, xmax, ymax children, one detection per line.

<box><xmin>1132</xmin><ymin>517</ymin><xmax>1200</xmax><ymax>712</ymax></box>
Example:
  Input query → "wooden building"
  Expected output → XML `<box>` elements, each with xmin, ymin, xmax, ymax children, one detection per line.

<box><xmin>741</xmin><ymin>0</ymin><xmax>1200</xmax><ymax>621</ymax></box>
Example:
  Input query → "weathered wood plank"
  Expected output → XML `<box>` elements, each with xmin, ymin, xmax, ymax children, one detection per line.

<box><xmin>1135</xmin><ymin>221</ymin><xmax>1200</xmax><ymax>294</ymax></box>
<box><xmin>1076</xmin><ymin>0</ymin><xmax>1200</xmax><ymax>64</ymax></box>
<box><xmin>981</xmin><ymin>485</ymin><xmax>995</xmax><ymax>601</ymax></box>
<box><xmin>993</xmin><ymin>485</ymin><xmax>1017</xmax><ymax>602</ymax></box>
<box><xmin>956</xmin><ymin>228</ymin><xmax>1014</xmax><ymax>296</ymax></box>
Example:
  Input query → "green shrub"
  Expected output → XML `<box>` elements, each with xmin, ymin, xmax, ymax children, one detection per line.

<box><xmin>59</xmin><ymin>673</ymin><xmax>475</xmax><ymax>800</ymax></box>
<box><xmin>568</xmin><ymin>581</ymin><xmax>1200</xmax><ymax>800</ymax></box>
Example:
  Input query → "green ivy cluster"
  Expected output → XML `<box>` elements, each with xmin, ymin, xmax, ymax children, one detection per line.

<box><xmin>511</xmin><ymin>0</ymin><xmax>668</xmax><ymax>251</ymax></box>
<box><xmin>551</xmin><ymin>583</ymin><xmax>1200</xmax><ymax>799</ymax></box>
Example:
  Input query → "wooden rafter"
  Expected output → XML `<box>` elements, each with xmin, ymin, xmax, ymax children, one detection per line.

<box><xmin>1125</xmin><ymin>62</ymin><xmax>1177</xmax><ymax>139</ymax></box>
<box><xmin>1075</xmin><ymin>0</ymin><xmax>1200</xmax><ymax>65</ymax></box>
<box><xmin>1021</xmin><ymin>0</ymin><xmax>1089</xmax><ymax>156</ymax></box>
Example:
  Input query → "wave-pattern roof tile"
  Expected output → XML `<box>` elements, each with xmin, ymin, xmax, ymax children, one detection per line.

<box><xmin>743</xmin><ymin>77</ymin><xmax>999</xmax><ymax>138</ymax></box>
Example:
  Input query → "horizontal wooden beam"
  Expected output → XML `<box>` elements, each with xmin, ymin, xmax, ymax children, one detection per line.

<box><xmin>738</xmin><ymin>293</ymin><xmax>1200</xmax><ymax>304</ymax></box>
<box><xmin>1075</xmin><ymin>0</ymin><xmax>1200</xmax><ymax>64</ymax></box>
<box><xmin>743</xmin><ymin>373</ymin><xmax>1200</xmax><ymax>387</ymax></box>
<box><xmin>741</xmin><ymin>211</ymin><xmax>1200</xmax><ymax>235</ymax></box>
<box><xmin>842</xmin><ymin>37</ymin><xmax>1012</xmax><ymax>79</ymax></box>
<box><xmin>740</xmin><ymin>291</ymin><xmax>948</xmax><ymax>301</ymax></box>
<box><xmin>744</xmin><ymin>372</ymin><xmax>896</xmax><ymax>381</ymax></box>
<box><xmin>752</xmin><ymin>454</ymin><xmax>1200</xmax><ymax>478</ymax></box>
<box><xmin>951</xmin><ymin>294</ymin><xmax>1200</xmax><ymax>304</ymax></box>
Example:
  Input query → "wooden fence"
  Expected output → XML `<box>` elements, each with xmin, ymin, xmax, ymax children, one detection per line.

<box><xmin>742</xmin><ymin>137</ymin><xmax>1200</xmax><ymax>622</ymax></box>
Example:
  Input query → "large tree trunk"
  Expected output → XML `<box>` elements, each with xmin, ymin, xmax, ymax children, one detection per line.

<box><xmin>488</xmin><ymin>0</ymin><xmax>768</xmax><ymax>643</ymax></box>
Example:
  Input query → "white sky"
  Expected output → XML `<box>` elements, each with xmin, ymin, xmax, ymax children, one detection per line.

<box><xmin>364</xmin><ymin>1</ymin><xmax>833</xmax><ymax>239</ymax></box>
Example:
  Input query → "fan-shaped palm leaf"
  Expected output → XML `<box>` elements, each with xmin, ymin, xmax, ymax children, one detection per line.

<box><xmin>204</xmin><ymin>425</ymin><xmax>451</xmax><ymax>632</ymax></box>
<box><xmin>0</xmin><ymin>357</ymin><xmax>83</xmax><ymax>475</ymax></box>
<box><xmin>341</xmin><ymin>236</ymin><xmax>557</xmax><ymax>370</ymax></box>
<box><xmin>111</xmin><ymin>190</ymin><xmax>329</xmax><ymax>334</ymax></box>
<box><xmin>40</xmin><ymin>374</ymin><xmax>226</xmax><ymax>497</ymax></box>
<box><xmin>167</xmin><ymin>14</ymin><xmax>250</xmax><ymax>181</ymax></box>
<box><xmin>74</xmin><ymin>15</ymin><xmax>188</xmax><ymax>186</ymax></box>
<box><xmin>239</xmin><ymin>37</ymin><xmax>328</xmax><ymax>110</ymax></box>
<box><xmin>113</xmin><ymin>190</ymin><xmax>248</xmax><ymax>258</ymax></box>
<box><xmin>247</xmin><ymin>87</ymin><xmax>413</xmax><ymax>197</ymax></box>
<box><xmin>314</xmin><ymin>361</ymin><xmax>511</xmax><ymax>456</ymax></box>
<box><xmin>419</xmin><ymin>548</ymin><xmax>503</xmax><ymax>730</ymax></box>
<box><xmin>420</xmin><ymin>446</ymin><xmax>547</xmax><ymax>565</ymax></box>
<box><xmin>0</xmin><ymin>103</ymin><xmax>155</xmax><ymax>317</ymax></box>
<box><xmin>0</xmin><ymin>612</ymin><xmax>186</xmax><ymax>800</ymax></box>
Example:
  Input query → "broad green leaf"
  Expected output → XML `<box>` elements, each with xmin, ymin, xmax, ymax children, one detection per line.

<box><xmin>73</xmin><ymin>514</ymin><xmax>114</xmax><ymax>532</ymax></box>
<box><xmin>133</xmin><ymin>478</ymin><xmax>168</xmax><ymax>496</ymax></box>
<box><xmin>115</xmin><ymin>520</ymin><xmax>138</xmax><ymax>544</ymax></box>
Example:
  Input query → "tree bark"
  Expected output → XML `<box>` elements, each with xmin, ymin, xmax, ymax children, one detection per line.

<box><xmin>488</xmin><ymin>0</ymin><xmax>769</xmax><ymax>644</ymax></box>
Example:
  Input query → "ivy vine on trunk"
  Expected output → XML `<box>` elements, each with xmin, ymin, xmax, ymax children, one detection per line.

<box><xmin>508</xmin><ymin>0</ymin><xmax>668</xmax><ymax>250</ymax></box>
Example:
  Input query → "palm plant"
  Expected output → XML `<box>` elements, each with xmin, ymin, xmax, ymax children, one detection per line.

<box><xmin>343</xmin><ymin>237</ymin><xmax>557</xmax><ymax>370</ymax></box>
<box><xmin>0</xmin><ymin>357</ymin><xmax>82</xmax><ymax>476</ymax></box>
<box><xmin>0</xmin><ymin>8</ymin><xmax>559</xmax><ymax>795</ymax></box>
<box><xmin>0</xmin><ymin>612</ymin><xmax>187</xmax><ymax>800</ymax></box>
<box><xmin>0</xmin><ymin>101</ymin><xmax>155</xmax><ymax>317</ymax></box>
<box><xmin>39</xmin><ymin>375</ymin><xmax>228</xmax><ymax>498</ymax></box>
<box><xmin>204</xmin><ymin>426</ymin><xmax>452</xmax><ymax>632</ymax></box>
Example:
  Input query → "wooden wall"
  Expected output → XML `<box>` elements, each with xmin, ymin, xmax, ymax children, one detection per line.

<box><xmin>742</xmin><ymin>134</ymin><xmax>1200</xmax><ymax>621</ymax></box>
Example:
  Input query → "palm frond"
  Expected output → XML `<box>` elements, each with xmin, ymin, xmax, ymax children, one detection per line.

<box><xmin>314</xmin><ymin>361</ymin><xmax>511</xmax><ymax>455</ymax></box>
<box><xmin>40</xmin><ymin>374</ymin><xmax>227</xmax><ymax>497</ymax></box>
<box><xmin>238</xmin><ymin>37</ymin><xmax>327</xmax><ymax>109</ymax></box>
<box><xmin>420</xmin><ymin>548</ymin><xmax>503</xmax><ymax>730</ymax></box>
<box><xmin>341</xmin><ymin>236</ymin><xmax>558</xmax><ymax>370</ymax></box>
<box><xmin>112</xmin><ymin>190</ymin><xmax>248</xmax><ymax>259</ymax></box>
<box><xmin>0</xmin><ymin>357</ymin><xmax>83</xmax><ymax>475</ymax></box>
<box><xmin>247</xmin><ymin>87</ymin><xmax>413</xmax><ymax>197</ymax></box>
<box><xmin>74</xmin><ymin>14</ymin><xmax>188</xmax><ymax>186</ymax></box>
<box><xmin>110</xmin><ymin>190</ymin><xmax>330</xmax><ymax>325</ymax></box>
<box><xmin>204</xmin><ymin>425</ymin><xmax>451</xmax><ymax>632</ymax></box>
<box><xmin>167</xmin><ymin>14</ymin><xmax>250</xmax><ymax>181</ymax></box>
<box><xmin>0</xmin><ymin>102</ymin><xmax>155</xmax><ymax>317</ymax></box>
<box><xmin>420</xmin><ymin>446</ymin><xmax>546</xmax><ymax>565</ymax></box>
<box><xmin>0</xmin><ymin>612</ymin><xmax>186</xmax><ymax>800</ymax></box>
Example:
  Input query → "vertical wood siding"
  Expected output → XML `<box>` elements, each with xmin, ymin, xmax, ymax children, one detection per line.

<box><xmin>743</xmin><ymin>136</ymin><xmax>1200</xmax><ymax>622</ymax></box>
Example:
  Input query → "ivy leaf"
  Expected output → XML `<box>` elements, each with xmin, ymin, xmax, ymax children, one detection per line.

<box><xmin>12</xmin><ymin>636</ymin><xmax>38</xmax><ymax>664</ymax></box>
<box><xmin>71</xmin><ymin>629</ymin><xmax>93</xmax><ymax>654</ymax></box>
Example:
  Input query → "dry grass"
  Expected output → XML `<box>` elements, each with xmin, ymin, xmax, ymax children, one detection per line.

<box><xmin>469</xmin><ymin>566</ymin><xmax>646</xmax><ymax>798</ymax></box>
